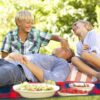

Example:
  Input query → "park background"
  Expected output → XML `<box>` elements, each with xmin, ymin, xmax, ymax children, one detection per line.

<box><xmin>0</xmin><ymin>0</ymin><xmax>100</xmax><ymax>54</ymax></box>
<box><xmin>0</xmin><ymin>0</ymin><xmax>100</xmax><ymax>100</ymax></box>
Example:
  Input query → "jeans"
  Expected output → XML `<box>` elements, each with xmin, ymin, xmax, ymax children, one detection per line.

<box><xmin>0</xmin><ymin>59</ymin><xmax>26</xmax><ymax>86</ymax></box>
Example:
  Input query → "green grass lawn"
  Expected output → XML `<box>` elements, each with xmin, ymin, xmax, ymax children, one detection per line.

<box><xmin>46</xmin><ymin>96</ymin><xmax>100</xmax><ymax>100</ymax></box>
<box><xmin>5</xmin><ymin>95</ymin><xmax>99</xmax><ymax>100</ymax></box>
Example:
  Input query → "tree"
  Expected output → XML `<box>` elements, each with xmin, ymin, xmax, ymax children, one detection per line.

<box><xmin>0</xmin><ymin>0</ymin><xmax>99</xmax><ymax>53</ymax></box>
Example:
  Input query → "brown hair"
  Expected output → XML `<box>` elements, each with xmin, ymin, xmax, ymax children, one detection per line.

<box><xmin>67</xmin><ymin>48</ymin><xmax>75</xmax><ymax>63</ymax></box>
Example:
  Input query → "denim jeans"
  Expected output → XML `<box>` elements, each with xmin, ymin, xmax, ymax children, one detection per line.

<box><xmin>0</xmin><ymin>59</ymin><xmax>26</xmax><ymax>86</ymax></box>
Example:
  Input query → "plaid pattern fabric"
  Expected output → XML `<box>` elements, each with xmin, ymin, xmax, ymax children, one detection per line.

<box><xmin>66</xmin><ymin>64</ymin><xmax>97</xmax><ymax>82</ymax></box>
<box><xmin>0</xmin><ymin>85</ymin><xmax>20</xmax><ymax>98</ymax></box>
<box><xmin>0</xmin><ymin>28</ymin><xmax>52</xmax><ymax>54</ymax></box>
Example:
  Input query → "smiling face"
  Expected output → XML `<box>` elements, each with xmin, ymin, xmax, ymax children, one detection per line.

<box><xmin>18</xmin><ymin>20</ymin><xmax>33</xmax><ymax>33</ymax></box>
<box><xmin>52</xmin><ymin>48</ymin><xmax>74</xmax><ymax>61</ymax></box>
<box><xmin>15</xmin><ymin>10</ymin><xmax>33</xmax><ymax>33</ymax></box>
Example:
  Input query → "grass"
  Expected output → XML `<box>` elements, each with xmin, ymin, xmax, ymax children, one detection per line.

<box><xmin>3</xmin><ymin>95</ymin><xmax>100</xmax><ymax>100</ymax></box>
<box><xmin>46</xmin><ymin>96</ymin><xmax>100</xmax><ymax>100</ymax></box>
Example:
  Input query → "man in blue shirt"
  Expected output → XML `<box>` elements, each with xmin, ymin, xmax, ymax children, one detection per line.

<box><xmin>0</xmin><ymin>40</ymin><xmax>74</xmax><ymax>86</ymax></box>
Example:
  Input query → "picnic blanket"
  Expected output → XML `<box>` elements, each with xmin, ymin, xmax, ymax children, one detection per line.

<box><xmin>0</xmin><ymin>82</ymin><xmax>100</xmax><ymax>99</ymax></box>
<box><xmin>66</xmin><ymin>64</ymin><xmax>97</xmax><ymax>82</ymax></box>
<box><xmin>0</xmin><ymin>64</ymin><xmax>99</xmax><ymax>98</ymax></box>
<box><xmin>0</xmin><ymin>85</ymin><xmax>21</xmax><ymax>98</ymax></box>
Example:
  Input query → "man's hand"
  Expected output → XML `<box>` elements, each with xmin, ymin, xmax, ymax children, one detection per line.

<box><xmin>82</xmin><ymin>44</ymin><xmax>89</xmax><ymax>51</ymax></box>
<box><xmin>60</xmin><ymin>38</ymin><xmax>69</xmax><ymax>49</ymax></box>
<box><xmin>6</xmin><ymin>53</ymin><xmax>28</xmax><ymax>64</ymax></box>
<box><xmin>51</xmin><ymin>35</ymin><xmax>70</xmax><ymax>49</ymax></box>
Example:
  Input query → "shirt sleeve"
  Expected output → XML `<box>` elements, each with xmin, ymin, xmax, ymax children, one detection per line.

<box><xmin>40</xmin><ymin>32</ymin><xmax>52</xmax><ymax>46</ymax></box>
<box><xmin>43</xmin><ymin>60</ymin><xmax>70</xmax><ymax>82</ymax></box>
<box><xmin>76</xmin><ymin>42</ymin><xmax>82</xmax><ymax>56</ymax></box>
<box><xmin>86</xmin><ymin>30</ymin><xmax>100</xmax><ymax>55</ymax></box>
<box><xmin>0</xmin><ymin>32</ymin><xmax>12</xmax><ymax>52</ymax></box>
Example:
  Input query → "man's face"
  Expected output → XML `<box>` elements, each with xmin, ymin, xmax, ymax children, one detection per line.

<box><xmin>18</xmin><ymin>20</ymin><xmax>33</xmax><ymax>33</ymax></box>
<box><xmin>52</xmin><ymin>48</ymin><xmax>71</xmax><ymax>60</ymax></box>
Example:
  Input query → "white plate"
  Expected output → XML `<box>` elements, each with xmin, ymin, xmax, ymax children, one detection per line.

<box><xmin>13</xmin><ymin>82</ymin><xmax>59</xmax><ymax>98</ymax></box>
<box><xmin>58</xmin><ymin>91</ymin><xmax>88</xmax><ymax>96</ymax></box>
<box><xmin>69</xmin><ymin>82</ymin><xmax>95</xmax><ymax>92</ymax></box>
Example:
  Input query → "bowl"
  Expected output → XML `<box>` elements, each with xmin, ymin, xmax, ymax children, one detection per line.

<box><xmin>69</xmin><ymin>82</ymin><xmax>95</xmax><ymax>92</ymax></box>
<box><xmin>13</xmin><ymin>82</ymin><xmax>59</xmax><ymax>98</ymax></box>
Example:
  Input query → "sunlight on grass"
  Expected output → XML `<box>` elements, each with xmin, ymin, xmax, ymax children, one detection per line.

<box><xmin>42</xmin><ymin>95</ymin><xmax>100</xmax><ymax>100</ymax></box>
<box><xmin>19</xmin><ymin>95</ymin><xmax>100</xmax><ymax>100</ymax></box>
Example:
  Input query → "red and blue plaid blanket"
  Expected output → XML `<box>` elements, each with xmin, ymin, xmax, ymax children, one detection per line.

<box><xmin>0</xmin><ymin>85</ymin><xmax>21</xmax><ymax>99</ymax></box>
<box><xmin>0</xmin><ymin>82</ymin><xmax>100</xmax><ymax>99</ymax></box>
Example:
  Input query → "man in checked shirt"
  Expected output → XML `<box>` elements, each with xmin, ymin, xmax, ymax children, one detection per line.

<box><xmin>0</xmin><ymin>10</ymin><xmax>65</xmax><ymax>58</ymax></box>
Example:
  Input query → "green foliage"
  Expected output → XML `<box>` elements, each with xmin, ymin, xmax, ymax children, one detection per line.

<box><xmin>96</xmin><ymin>5</ymin><xmax>100</xmax><ymax>30</ymax></box>
<box><xmin>0</xmin><ymin>0</ymin><xmax>100</xmax><ymax>53</ymax></box>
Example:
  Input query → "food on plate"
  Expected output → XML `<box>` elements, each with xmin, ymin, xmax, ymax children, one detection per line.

<box><xmin>16</xmin><ymin>82</ymin><xmax>54</xmax><ymax>91</ymax></box>
<box><xmin>13</xmin><ymin>82</ymin><xmax>60</xmax><ymax>98</ymax></box>
<box><xmin>58</xmin><ymin>88</ymin><xmax>88</xmax><ymax>96</ymax></box>
<box><xmin>59</xmin><ymin>88</ymin><xmax>88</xmax><ymax>94</ymax></box>
<box><xmin>69</xmin><ymin>82</ymin><xmax>95</xmax><ymax>92</ymax></box>
<box><xmin>44</xmin><ymin>80</ymin><xmax>56</xmax><ymax>85</ymax></box>
<box><xmin>70</xmin><ymin>83</ymin><xmax>89</xmax><ymax>87</ymax></box>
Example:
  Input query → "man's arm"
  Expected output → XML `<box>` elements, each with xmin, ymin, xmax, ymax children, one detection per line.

<box><xmin>5</xmin><ymin>53</ymin><xmax>44</xmax><ymax>82</ymax></box>
<box><xmin>23</xmin><ymin>60</ymin><xmax>44</xmax><ymax>82</ymax></box>
<box><xmin>51</xmin><ymin>35</ymin><xmax>61</xmax><ymax>41</ymax></box>
<box><xmin>1</xmin><ymin>32</ymin><xmax>12</xmax><ymax>58</ymax></box>
<box><xmin>60</xmin><ymin>39</ymin><xmax>70</xmax><ymax>49</ymax></box>
<box><xmin>1</xmin><ymin>52</ymin><xmax>9</xmax><ymax>58</ymax></box>
<box><xmin>51</xmin><ymin>35</ymin><xmax>69</xmax><ymax>49</ymax></box>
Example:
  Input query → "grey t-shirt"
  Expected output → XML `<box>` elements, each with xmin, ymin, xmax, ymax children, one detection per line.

<box><xmin>8</xmin><ymin>54</ymin><xmax>70</xmax><ymax>82</ymax></box>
